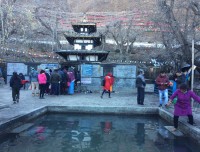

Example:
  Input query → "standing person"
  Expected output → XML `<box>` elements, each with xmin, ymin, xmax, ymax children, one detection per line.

<box><xmin>101</xmin><ymin>73</ymin><xmax>112</xmax><ymax>98</ymax></box>
<box><xmin>174</xmin><ymin>71</ymin><xmax>185</xmax><ymax>89</ymax></box>
<box><xmin>44</xmin><ymin>68</ymin><xmax>50</xmax><ymax>94</ymax></box>
<box><xmin>167</xmin><ymin>83</ymin><xmax>200</xmax><ymax>131</ymax></box>
<box><xmin>29</xmin><ymin>68</ymin><xmax>39</xmax><ymax>96</ymax></box>
<box><xmin>19</xmin><ymin>73</ymin><xmax>26</xmax><ymax>89</ymax></box>
<box><xmin>10</xmin><ymin>72</ymin><xmax>22</xmax><ymax>103</ymax></box>
<box><xmin>67</xmin><ymin>70</ymin><xmax>75</xmax><ymax>95</ymax></box>
<box><xmin>50</xmin><ymin>69</ymin><xmax>61</xmax><ymax>95</ymax></box>
<box><xmin>38</xmin><ymin>70</ymin><xmax>47</xmax><ymax>99</ymax></box>
<box><xmin>63</xmin><ymin>68</ymin><xmax>69</xmax><ymax>93</ymax></box>
<box><xmin>175</xmin><ymin>64</ymin><xmax>196</xmax><ymax>89</ymax></box>
<box><xmin>155</xmin><ymin>70</ymin><xmax>170</xmax><ymax>107</ymax></box>
<box><xmin>58</xmin><ymin>68</ymin><xmax>67</xmax><ymax>95</ymax></box>
<box><xmin>136</xmin><ymin>69</ymin><xmax>146</xmax><ymax>105</ymax></box>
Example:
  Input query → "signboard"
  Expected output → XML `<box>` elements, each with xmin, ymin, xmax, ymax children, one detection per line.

<box><xmin>7</xmin><ymin>63</ymin><xmax>28</xmax><ymax>75</ymax></box>
<box><xmin>81</xmin><ymin>64</ymin><xmax>93</xmax><ymax>77</ymax></box>
<box><xmin>81</xmin><ymin>77</ymin><xmax>92</xmax><ymax>84</ymax></box>
<box><xmin>37</xmin><ymin>63</ymin><xmax>60</xmax><ymax>70</ymax></box>
<box><xmin>113</xmin><ymin>65</ymin><xmax>136</xmax><ymax>78</ymax></box>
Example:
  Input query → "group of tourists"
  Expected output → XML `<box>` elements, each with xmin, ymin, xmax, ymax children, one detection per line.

<box><xmin>29</xmin><ymin>67</ymin><xmax>76</xmax><ymax>97</ymax></box>
<box><xmin>9</xmin><ymin>67</ymin><xmax>76</xmax><ymax>103</ymax></box>
<box><xmin>136</xmin><ymin>66</ymin><xmax>200</xmax><ymax>131</ymax></box>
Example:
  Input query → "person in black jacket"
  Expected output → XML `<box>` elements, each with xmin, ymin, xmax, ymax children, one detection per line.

<box><xmin>10</xmin><ymin>72</ymin><xmax>22</xmax><ymax>103</ymax></box>
<box><xmin>136</xmin><ymin>69</ymin><xmax>146</xmax><ymax>105</ymax></box>
<box><xmin>50</xmin><ymin>69</ymin><xmax>61</xmax><ymax>95</ymax></box>
<box><xmin>44</xmin><ymin>68</ymin><xmax>51</xmax><ymax>94</ymax></box>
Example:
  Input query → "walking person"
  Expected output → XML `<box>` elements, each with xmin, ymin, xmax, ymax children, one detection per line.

<box><xmin>110</xmin><ymin>74</ymin><xmax>115</xmax><ymax>92</ymax></box>
<box><xmin>136</xmin><ymin>69</ymin><xmax>146</xmax><ymax>105</ymax></box>
<box><xmin>167</xmin><ymin>83</ymin><xmax>200</xmax><ymax>131</ymax></box>
<box><xmin>38</xmin><ymin>70</ymin><xmax>47</xmax><ymax>99</ymax></box>
<box><xmin>10</xmin><ymin>72</ymin><xmax>22</xmax><ymax>103</ymax></box>
<box><xmin>155</xmin><ymin>70</ymin><xmax>170</xmax><ymax>107</ymax></box>
<box><xmin>101</xmin><ymin>73</ymin><xmax>113</xmax><ymax>98</ymax></box>
<box><xmin>29</xmin><ymin>68</ymin><xmax>39</xmax><ymax>96</ymax></box>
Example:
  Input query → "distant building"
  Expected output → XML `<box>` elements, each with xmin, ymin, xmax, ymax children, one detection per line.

<box><xmin>56</xmin><ymin>18</ymin><xmax>109</xmax><ymax>62</ymax></box>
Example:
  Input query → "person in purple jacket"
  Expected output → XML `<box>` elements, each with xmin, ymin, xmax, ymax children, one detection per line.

<box><xmin>167</xmin><ymin>83</ymin><xmax>200</xmax><ymax>131</ymax></box>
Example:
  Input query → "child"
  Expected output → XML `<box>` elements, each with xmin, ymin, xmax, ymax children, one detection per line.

<box><xmin>167</xmin><ymin>83</ymin><xmax>200</xmax><ymax>131</ymax></box>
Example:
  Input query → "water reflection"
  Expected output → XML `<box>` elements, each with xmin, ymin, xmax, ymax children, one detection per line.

<box><xmin>134</xmin><ymin>123</ymin><xmax>145</xmax><ymax>145</ymax></box>
<box><xmin>173</xmin><ymin>139</ymin><xmax>193</xmax><ymax>152</ymax></box>
<box><xmin>0</xmin><ymin>114</ymin><xmax>200</xmax><ymax>152</ymax></box>
<box><xmin>35</xmin><ymin>126</ymin><xmax>46</xmax><ymax>140</ymax></box>
<box><xmin>101</xmin><ymin>121</ymin><xmax>112</xmax><ymax>134</ymax></box>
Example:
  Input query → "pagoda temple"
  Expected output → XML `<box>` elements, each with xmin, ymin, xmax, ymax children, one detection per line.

<box><xmin>56</xmin><ymin>18</ymin><xmax>109</xmax><ymax>62</ymax></box>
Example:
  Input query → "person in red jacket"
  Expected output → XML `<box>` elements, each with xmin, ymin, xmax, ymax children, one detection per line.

<box><xmin>101</xmin><ymin>73</ymin><xmax>113</xmax><ymax>98</ymax></box>
<box><xmin>155</xmin><ymin>70</ymin><xmax>170</xmax><ymax>107</ymax></box>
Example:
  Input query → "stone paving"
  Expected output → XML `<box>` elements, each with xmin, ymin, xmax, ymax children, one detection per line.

<box><xmin>1</xmin><ymin>84</ymin><xmax>200</xmax><ymax>142</ymax></box>
<box><xmin>0</xmin><ymin>85</ymin><xmax>158</xmax><ymax>122</ymax></box>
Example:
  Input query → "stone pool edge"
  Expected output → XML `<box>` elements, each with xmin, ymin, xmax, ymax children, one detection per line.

<box><xmin>0</xmin><ymin>106</ymin><xmax>200</xmax><ymax>144</ymax></box>
<box><xmin>0</xmin><ymin>106</ymin><xmax>47</xmax><ymax>135</ymax></box>
<box><xmin>159</xmin><ymin>108</ymin><xmax>200</xmax><ymax>143</ymax></box>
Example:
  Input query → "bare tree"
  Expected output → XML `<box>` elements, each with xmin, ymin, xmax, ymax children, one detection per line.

<box><xmin>34</xmin><ymin>0</ymin><xmax>72</xmax><ymax>50</ymax></box>
<box><xmin>155</xmin><ymin>0</ymin><xmax>200</xmax><ymax>68</ymax></box>
<box><xmin>105</xmin><ymin>16</ymin><xmax>139</xmax><ymax>56</ymax></box>
<box><xmin>0</xmin><ymin>0</ymin><xmax>19</xmax><ymax>45</ymax></box>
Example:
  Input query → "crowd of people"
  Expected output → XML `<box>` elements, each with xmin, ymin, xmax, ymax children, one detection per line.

<box><xmin>9</xmin><ymin>67</ymin><xmax>77</xmax><ymax>103</ymax></box>
<box><xmin>30</xmin><ymin>67</ymin><xmax>77</xmax><ymax>97</ymax></box>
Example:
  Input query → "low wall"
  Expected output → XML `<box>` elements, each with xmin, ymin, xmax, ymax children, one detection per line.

<box><xmin>81</xmin><ymin>64</ymin><xmax>137</xmax><ymax>92</ymax></box>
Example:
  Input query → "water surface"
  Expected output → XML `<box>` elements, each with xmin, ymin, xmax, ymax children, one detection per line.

<box><xmin>0</xmin><ymin>114</ymin><xmax>199</xmax><ymax>152</ymax></box>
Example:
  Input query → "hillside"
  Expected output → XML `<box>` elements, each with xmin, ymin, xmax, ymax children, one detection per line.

<box><xmin>0</xmin><ymin>0</ymin><xmax>161</xmax><ymax>63</ymax></box>
<box><xmin>16</xmin><ymin>0</ymin><xmax>160</xmax><ymax>40</ymax></box>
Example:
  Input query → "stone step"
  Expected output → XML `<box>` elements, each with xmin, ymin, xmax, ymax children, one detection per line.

<box><xmin>164</xmin><ymin>126</ymin><xmax>184</xmax><ymax>137</ymax></box>
<box><xmin>0</xmin><ymin>104</ymin><xmax>9</xmax><ymax>110</ymax></box>
<box><xmin>11</xmin><ymin>123</ymin><xmax>34</xmax><ymax>133</ymax></box>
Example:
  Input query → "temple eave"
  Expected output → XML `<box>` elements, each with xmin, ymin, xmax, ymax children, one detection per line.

<box><xmin>55</xmin><ymin>50</ymin><xmax>109</xmax><ymax>62</ymax></box>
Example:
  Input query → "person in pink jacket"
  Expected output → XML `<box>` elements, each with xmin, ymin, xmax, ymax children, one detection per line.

<box><xmin>38</xmin><ymin>70</ymin><xmax>47</xmax><ymax>99</ymax></box>
<box><xmin>167</xmin><ymin>83</ymin><xmax>200</xmax><ymax>131</ymax></box>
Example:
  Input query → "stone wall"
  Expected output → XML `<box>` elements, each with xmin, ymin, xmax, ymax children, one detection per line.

<box><xmin>113</xmin><ymin>65</ymin><xmax>136</xmax><ymax>92</ymax></box>
<box><xmin>81</xmin><ymin>63</ymin><xmax>136</xmax><ymax>92</ymax></box>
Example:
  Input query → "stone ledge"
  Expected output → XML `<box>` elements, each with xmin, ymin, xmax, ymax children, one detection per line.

<box><xmin>159</xmin><ymin>108</ymin><xmax>200</xmax><ymax>144</ymax></box>
<box><xmin>1</xmin><ymin>105</ymin><xmax>200</xmax><ymax>144</ymax></box>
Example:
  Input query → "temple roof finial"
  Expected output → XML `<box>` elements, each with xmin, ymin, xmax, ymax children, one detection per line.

<box><xmin>82</xmin><ymin>13</ymin><xmax>88</xmax><ymax>22</ymax></box>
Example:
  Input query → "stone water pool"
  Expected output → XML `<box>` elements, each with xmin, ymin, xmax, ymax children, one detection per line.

<box><xmin>0</xmin><ymin>113</ymin><xmax>200</xmax><ymax>152</ymax></box>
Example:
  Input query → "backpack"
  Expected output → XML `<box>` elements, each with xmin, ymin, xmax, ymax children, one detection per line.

<box><xmin>101</xmin><ymin>79</ymin><xmax>105</xmax><ymax>86</ymax></box>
